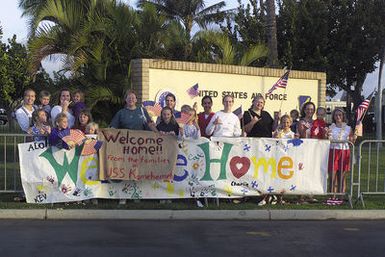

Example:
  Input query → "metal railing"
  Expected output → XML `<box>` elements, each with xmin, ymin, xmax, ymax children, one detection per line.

<box><xmin>0</xmin><ymin>133</ymin><xmax>31</xmax><ymax>193</ymax></box>
<box><xmin>357</xmin><ymin>140</ymin><xmax>385</xmax><ymax>207</ymax></box>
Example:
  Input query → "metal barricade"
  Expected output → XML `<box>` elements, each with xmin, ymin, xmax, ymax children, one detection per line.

<box><xmin>326</xmin><ymin>140</ymin><xmax>355</xmax><ymax>208</ymax></box>
<box><xmin>357</xmin><ymin>140</ymin><xmax>385</xmax><ymax>208</ymax></box>
<box><xmin>0</xmin><ymin>133</ymin><xmax>30</xmax><ymax>193</ymax></box>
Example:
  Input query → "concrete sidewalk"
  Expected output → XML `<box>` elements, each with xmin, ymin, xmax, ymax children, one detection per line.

<box><xmin>1</xmin><ymin>209</ymin><xmax>385</xmax><ymax>220</ymax></box>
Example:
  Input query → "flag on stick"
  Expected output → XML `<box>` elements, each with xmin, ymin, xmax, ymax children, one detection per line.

<box><xmin>175</xmin><ymin>112</ymin><xmax>192</xmax><ymax>125</ymax></box>
<box><xmin>266</xmin><ymin>70</ymin><xmax>290</xmax><ymax>96</ymax></box>
<box><xmin>233</xmin><ymin>106</ymin><xmax>243</xmax><ymax>119</ymax></box>
<box><xmin>356</xmin><ymin>93</ymin><xmax>374</xmax><ymax>124</ymax></box>
<box><xmin>186</xmin><ymin>83</ymin><xmax>199</xmax><ymax>98</ymax></box>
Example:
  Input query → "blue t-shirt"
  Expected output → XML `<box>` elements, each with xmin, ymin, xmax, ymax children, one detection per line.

<box><xmin>110</xmin><ymin>106</ymin><xmax>151</xmax><ymax>130</ymax></box>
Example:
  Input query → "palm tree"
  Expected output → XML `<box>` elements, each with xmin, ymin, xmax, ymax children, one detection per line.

<box><xmin>138</xmin><ymin>0</ymin><xmax>229</xmax><ymax>59</ymax></box>
<box><xmin>192</xmin><ymin>30</ymin><xmax>268</xmax><ymax>65</ymax></box>
<box><xmin>266</xmin><ymin>0</ymin><xmax>278</xmax><ymax>66</ymax></box>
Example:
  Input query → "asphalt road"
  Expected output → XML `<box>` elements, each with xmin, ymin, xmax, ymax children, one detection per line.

<box><xmin>0</xmin><ymin>220</ymin><xmax>384</xmax><ymax>257</ymax></box>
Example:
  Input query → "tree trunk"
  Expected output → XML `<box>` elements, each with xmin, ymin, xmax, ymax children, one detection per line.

<box><xmin>266</xmin><ymin>0</ymin><xmax>278</xmax><ymax>67</ymax></box>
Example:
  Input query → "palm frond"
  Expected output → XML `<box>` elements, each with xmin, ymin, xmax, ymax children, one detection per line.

<box><xmin>239</xmin><ymin>44</ymin><xmax>269</xmax><ymax>66</ymax></box>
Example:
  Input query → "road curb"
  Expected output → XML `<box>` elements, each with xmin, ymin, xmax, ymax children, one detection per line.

<box><xmin>1</xmin><ymin>209</ymin><xmax>385</xmax><ymax>220</ymax></box>
<box><xmin>0</xmin><ymin>209</ymin><xmax>46</xmax><ymax>219</ymax></box>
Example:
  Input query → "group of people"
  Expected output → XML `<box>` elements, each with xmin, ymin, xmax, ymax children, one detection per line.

<box><xmin>15</xmin><ymin>88</ymin><xmax>98</xmax><ymax>149</ymax></box>
<box><xmin>16</xmin><ymin>88</ymin><xmax>357</xmax><ymax>205</ymax></box>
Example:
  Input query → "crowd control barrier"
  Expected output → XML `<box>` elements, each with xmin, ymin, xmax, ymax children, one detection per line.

<box><xmin>357</xmin><ymin>140</ymin><xmax>385</xmax><ymax>208</ymax></box>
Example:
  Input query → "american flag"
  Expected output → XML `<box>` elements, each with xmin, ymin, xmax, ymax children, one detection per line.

<box><xmin>186</xmin><ymin>83</ymin><xmax>199</xmax><ymax>98</ymax></box>
<box><xmin>356</xmin><ymin>97</ymin><xmax>372</xmax><ymax>124</ymax></box>
<box><xmin>233</xmin><ymin>106</ymin><xmax>243</xmax><ymax>119</ymax></box>
<box><xmin>266</xmin><ymin>70</ymin><xmax>290</xmax><ymax>96</ymax></box>
<box><xmin>143</xmin><ymin>101</ymin><xmax>162</xmax><ymax>117</ymax></box>
<box><xmin>175</xmin><ymin>112</ymin><xmax>192</xmax><ymax>125</ymax></box>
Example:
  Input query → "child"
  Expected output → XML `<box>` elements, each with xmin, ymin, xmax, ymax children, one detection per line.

<box><xmin>85</xmin><ymin>122</ymin><xmax>99</xmax><ymax>136</ymax></box>
<box><xmin>73</xmin><ymin>109</ymin><xmax>92</xmax><ymax>133</ymax></box>
<box><xmin>156</xmin><ymin>107</ymin><xmax>180</xmax><ymax>136</ymax></box>
<box><xmin>326</xmin><ymin>108</ymin><xmax>356</xmax><ymax>205</ymax></box>
<box><xmin>289</xmin><ymin>109</ymin><xmax>299</xmax><ymax>133</ymax></box>
<box><xmin>72</xmin><ymin>89</ymin><xmax>87</xmax><ymax>119</ymax></box>
<box><xmin>258</xmin><ymin>116</ymin><xmax>293</xmax><ymax>206</ymax></box>
<box><xmin>30</xmin><ymin>108</ymin><xmax>51</xmax><ymax>141</ymax></box>
<box><xmin>182</xmin><ymin>108</ymin><xmax>201</xmax><ymax>139</ymax></box>
<box><xmin>273</xmin><ymin>115</ymin><xmax>295</xmax><ymax>139</ymax></box>
<box><xmin>49</xmin><ymin>113</ymin><xmax>75</xmax><ymax>150</ymax></box>
<box><xmin>38</xmin><ymin>90</ymin><xmax>52</xmax><ymax>118</ymax></box>
<box><xmin>311</xmin><ymin>107</ymin><xmax>327</xmax><ymax>139</ymax></box>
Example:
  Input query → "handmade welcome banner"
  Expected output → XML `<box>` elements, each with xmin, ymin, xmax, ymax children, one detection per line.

<box><xmin>98</xmin><ymin>129</ymin><xmax>178</xmax><ymax>180</ymax></box>
<box><xmin>18</xmin><ymin>137</ymin><xmax>330</xmax><ymax>203</ymax></box>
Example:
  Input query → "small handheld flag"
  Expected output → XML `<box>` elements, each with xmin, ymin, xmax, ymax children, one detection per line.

<box><xmin>232</xmin><ymin>106</ymin><xmax>243</xmax><ymax>119</ymax></box>
<box><xmin>266</xmin><ymin>70</ymin><xmax>290</xmax><ymax>97</ymax></box>
<box><xmin>175</xmin><ymin>112</ymin><xmax>192</xmax><ymax>125</ymax></box>
<box><xmin>186</xmin><ymin>83</ymin><xmax>199</xmax><ymax>98</ymax></box>
<box><xmin>355</xmin><ymin>94</ymin><xmax>373</xmax><ymax>124</ymax></box>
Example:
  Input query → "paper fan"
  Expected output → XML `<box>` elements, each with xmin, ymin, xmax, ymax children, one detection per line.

<box><xmin>145</xmin><ymin>103</ymin><xmax>162</xmax><ymax>117</ymax></box>
<box><xmin>81</xmin><ymin>139</ymin><xmax>103</xmax><ymax>156</ymax></box>
<box><xmin>62</xmin><ymin>129</ymin><xmax>85</xmax><ymax>146</ymax></box>
<box><xmin>57</xmin><ymin>128</ymin><xmax>71</xmax><ymax>139</ymax></box>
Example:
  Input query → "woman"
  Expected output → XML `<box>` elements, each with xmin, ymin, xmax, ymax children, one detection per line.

<box><xmin>243</xmin><ymin>95</ymin><xmax>276</xmax><ymax>138</ymax></box>
<box><xmin>15</xmin><ymin>88</ymin><xmax>37</xmax><ymax>133</ymax></box>
<box><xmin>297</xmin><ymin>101</ymin><xmax>318</xmax><ymax>204</ymax></box>
<box><xmin>327</xmin><ymin>108</ymin><xmax>356</xmax><ymax>201</ymax></box>
<box><xmin>243</xmin><ymin>95</ymin><xmax>277</xmax><ymax>205</ymax></box>
<box><xmin>110</xmin><ymin>90</ymin><xmax>157</xmax><ymax>132</ymax></box>
<box><xmin>50</xmin><ymin>88</ymin><xmax>75</xmax><ymax>128</ymax></box>
<box><xmin>206</xmin><ymin>95</ymin><xmax>241</xmax><ymax>137</ymax></box>
<box><xmin>297</xmin><ymin>101</ymin><xmax>316</xmax><ymax>138</ymax></box>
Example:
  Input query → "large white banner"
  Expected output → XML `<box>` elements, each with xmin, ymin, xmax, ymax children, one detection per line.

<box><xmin>19</xmin><ymin>137</ymin><xmax>330</xmax><ymax>203</ymax></box>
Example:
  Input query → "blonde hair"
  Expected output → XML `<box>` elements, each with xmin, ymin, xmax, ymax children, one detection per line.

<box><xmin>280</xmin><ymin>114</ymin><xmax>292</xmax><ymax>124</ymax></box>
<box><xmin>54</xmin><ymin>113</ymin><xmax>68</xmax><ymax>127</ymax></box>
<box><xmin>86</xmin><ymin>122</ymin><xmax>99</xmax><ymax>134</ymax></box>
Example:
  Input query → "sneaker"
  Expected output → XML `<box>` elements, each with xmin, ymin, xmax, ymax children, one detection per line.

<box><xmin>258</xmin><ymin>199</ymin><xmax>267</xmax><ymax>206</ymax></box>
<box><xmin>196</xmin><ymin>200</ymin><xmax>204</xmax><ymax>208</ymax></box>
<box><xmin>270</xmin><ymin>195</ymin><xmax>278</xmax><ymax>205</ymax></box>
<box><xmin>119</xmin><ymin>199</ymin><xmax>126</xmax><ymax>205</ymax></box>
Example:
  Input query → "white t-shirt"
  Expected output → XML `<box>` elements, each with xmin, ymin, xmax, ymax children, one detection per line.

<box><xmin>51</xmin><ymin>105</ymin><xmax>75</xmax><ymax>128</ymax></box>
<box><xmin>276</xmin><ymin>129</ymin><xmax>295</xmax><ymax>139</ymax></box>
<box><xmin>206</xmin><ymin>111</ymin><xmax>242</xmax><ymax>137</ymax></box>
<box><xmin>15</xmin><ymin>105</ymin><xmax>36</xmax><ymax>132</ymax></box>
<box><xmin>329</xmin><ymin>123</ymin><xmax>351</xmax><ymax>150</ymax></box>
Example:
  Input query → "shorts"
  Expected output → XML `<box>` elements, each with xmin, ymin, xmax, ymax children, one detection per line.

<box><xmin>328</xmin><ymin>149</ymin><xmax>351</xmax><ymax>173</ymax></box>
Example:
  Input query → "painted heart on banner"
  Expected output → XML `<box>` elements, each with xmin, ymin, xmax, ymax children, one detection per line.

<box><xmin>230</xmin><ymin>156</ymin><xmax>250</xmax><ymax>179</ymax></box>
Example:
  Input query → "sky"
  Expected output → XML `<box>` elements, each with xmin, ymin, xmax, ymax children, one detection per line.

<box><xmin>0</xmin><ymin>0</ymin><xmax>383</xmax><ymax>98</ymax></box>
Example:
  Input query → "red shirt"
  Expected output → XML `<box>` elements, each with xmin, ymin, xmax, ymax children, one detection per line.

<box><xmin>198</xmin><ymin>112</ymin><xmax>215</xmax><ymax>138</ymax></box>
<box><xmin>311</xmin><ymin>118</ymin><xmax>327</xmax><ymax>139</ymax></box>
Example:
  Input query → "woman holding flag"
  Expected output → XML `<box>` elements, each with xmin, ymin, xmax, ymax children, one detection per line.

<box><xmin>297</xmin><ymin>101</ymin><xmax>316</xmax><ymax>138</ymax></box>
